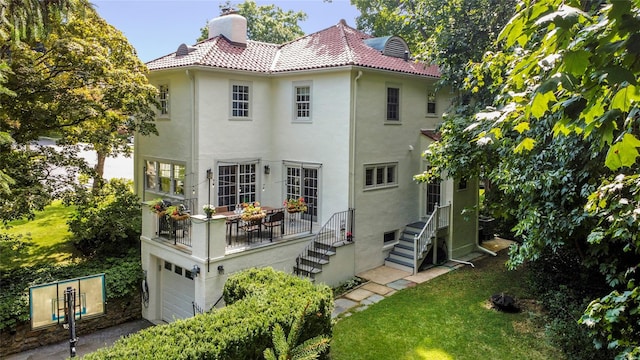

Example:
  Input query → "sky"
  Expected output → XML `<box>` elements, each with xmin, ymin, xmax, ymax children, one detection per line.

<box><xmin>93</xmin><ymin>0</ymin><xmax>362</xmax><ymax>63</ymax></box>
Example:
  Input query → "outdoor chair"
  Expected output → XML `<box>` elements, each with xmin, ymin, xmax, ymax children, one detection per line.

<box><xmin>262</xmin><ymin>211</ymin><xmax>285</xmax><ymax>241</ymax></box>
<box><xmin>215</xmin><ymin>206</ymin><xmax>228</xmax><ymax>213</ymax></box>
<box><xmin>242</xmin><ymin>219</ymin><xmax>262</xmax><ymax>242</ymax></box>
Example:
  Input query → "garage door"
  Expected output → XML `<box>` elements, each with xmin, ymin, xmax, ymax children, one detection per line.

<box><xmin>161</xmin><ymin>260</ymin><xmax>195</xmax><ymax>322</ymax></box>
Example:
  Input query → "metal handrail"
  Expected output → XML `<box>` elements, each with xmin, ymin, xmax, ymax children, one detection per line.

<box><xmin>294</xmin><ymin>208</ymin><xmax>354</xmax><ymax>276</ymax></box>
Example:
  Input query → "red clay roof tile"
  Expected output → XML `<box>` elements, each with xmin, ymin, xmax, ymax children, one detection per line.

<box><xmin>147</xmin><ymin>20</ymin><xmax>440</xmax><ymax>78</ymax></box>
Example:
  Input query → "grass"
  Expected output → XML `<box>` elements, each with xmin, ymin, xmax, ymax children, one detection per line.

<box><xmin>0</xmin><ymin>201</ymin><xmax>78</xmax><ymax>271</ymax></box>
<box><xmin>330</xmin><ymin>251</ymin><xmax>564</xmax><ymax>360</ymax></box>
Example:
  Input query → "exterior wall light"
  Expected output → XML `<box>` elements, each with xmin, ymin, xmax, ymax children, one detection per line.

<box><xmin>264</xmin><ymin>165</ymin><xmax>270</xmax><ymax>175</ymax></box>
<box><xmin>191</xmin><ymin>265</ymin><xmax>201</xmax><ymax>278</ymax></box>
<box><xmin>217</xmin><ymin>265</ymin><xmax>225</xmax><ymax>275</ymax></box>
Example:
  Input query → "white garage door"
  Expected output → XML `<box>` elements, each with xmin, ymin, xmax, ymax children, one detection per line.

<box><xmin>161</xmin><ymin>260</ymin><xmax>195</xmax><ymax>322</ymax></box>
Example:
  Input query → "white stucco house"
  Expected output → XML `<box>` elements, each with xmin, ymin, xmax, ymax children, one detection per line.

<box><xmin>135</xmin><ymin>11</ymin><xmax>488</xmax><ymax>323</ymax></box>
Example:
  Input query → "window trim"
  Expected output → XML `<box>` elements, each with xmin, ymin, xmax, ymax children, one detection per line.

<box><xmin>158</xmin><ymin>83</ymin><xmax>170</xmax><ymax>118</ymax></box>
<box><xmin>145</xmin><ymin>159</ymin><xmax>186</xmax><ymax>197</ymax></box>
<box><xmin>293</xmin><ymin>81</ymin><xmax>312</xmax><ymax>122</ymax></box>
<box><xmin>426</xmin><ymin>89</ymin><xmax>437</xmax><ymax>116</ymax></box>
<box><xmin>230</xmin><ymin>81</ymin><xmax>252</xmax><ymax>120</ymax></box>
<box><xmin>364</xmin><ymin>162</ymin><xmax>398</xmax><ymax>190</ymax></box>
<box><xmin>386</xmin><ymin>85</ymin><xmax>400</xmax><ymax>122</ymax></box>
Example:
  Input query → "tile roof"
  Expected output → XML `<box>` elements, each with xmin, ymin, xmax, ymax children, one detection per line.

<box><xmin>421</xmin><ymin>129</ymin><xmax>442</xmax><ymax>141</ymax></box>
<box><xmin>147</xmin><ymin>20</ymin><xmax>440</xmax><ymax>78</ymax></box>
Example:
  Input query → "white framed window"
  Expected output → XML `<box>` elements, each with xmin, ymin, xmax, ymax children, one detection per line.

<box><xmin>231</xmin><ymin>82</ymin><xmax>251</xmax><ymax>118</ymax></box>
<box><xmin>145</xmin><ymin>160</ymin><xmax>185</xmax><ymax>196</ymax></box>
<box><xmin>386</xmin><ymin>86</ymin><xmax>400</xmax><ymax>121</ymax></box>
<box><xmin>364</xmin><ymin>163</ymin><xmax>398</xmax><ymax>189</ymax></box>
<box><xmin>427</xmin><ymin>89</ymin><xmax>436</xmax><ymax>115</ymax></box>
<box><xmin>293</xmin><ymin>82</ymin><xmax>311</xmax><ymax>121</ymax></box>
<box><xmin>158</xmin><ymin>84</ymin><xmax>169</xmax><ymax>116</ymax></box>
<box><xmin>217</xmin><ymin>161</ymin><xmax>258</xmax><ymax>207</ymax></box>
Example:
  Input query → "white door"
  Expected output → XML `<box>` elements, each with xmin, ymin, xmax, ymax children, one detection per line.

<box><xmin>161</xmin><ymin>260</ymin><xmax>195</xmax><ymax>322</ymax></box>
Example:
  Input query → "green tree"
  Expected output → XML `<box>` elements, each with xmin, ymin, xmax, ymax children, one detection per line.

<box><xmin>416</xmin><ymin>0</ymin><xmax>640</xmax><ymax>356</ymax></box>
<box><xmin>68</xmin><ymin>179</ymin><xmax>141</xmax><ymax>257</ymax></box>
<box><xmin>0</xmin><ymin>0</ymin><xmax>82</xmax><ymax>196</ymax></box>
<box><xmin>0</xmin><ymin>3</ymin><xmax>157</xmax><ymax>220</ymax></box>
<box><xmin>351</xmin><ymin>0</ymin><xmax>517</xmax><ymax>89</ymax></box>
<box><xmin>198</xmin><ymin>1</ymin><xmax>307</xmax><ymax>44</ymax></box>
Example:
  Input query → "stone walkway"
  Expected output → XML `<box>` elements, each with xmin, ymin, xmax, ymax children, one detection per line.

<box><xmin>332</xmin><ymin>238</ymin><xmax>515</xmax><ymax>319</ymax></box>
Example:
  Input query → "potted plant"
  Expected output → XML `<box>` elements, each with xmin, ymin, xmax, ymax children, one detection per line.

<box><xmin>203</xmin><ymin>204</ymin><xmax>215</xmax><ymax>218</ymax></box>
<box><xmin>241</xmin><ymin>202</ymin><xmax>265</xmax><ymax>221</ymax></box>
<box><xmin>149</xmin><ymin>198</ymin><xmax>167</xmax><ymax>216</ymax></box>
<box><xmin>165</xmin><ymin>204</ymin><xmax>190</xmax><ymax>220</ymax></box>
<box><xmin>283</xmin><ymin>197</ymin><xmax>307</xmax><ymax>213</ymax></box>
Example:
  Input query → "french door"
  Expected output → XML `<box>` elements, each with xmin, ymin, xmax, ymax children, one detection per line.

<box><xmin>217</xmin><ymin>162</ymin><xmax>257</xmax><ymax>207</ymax></box>
<box><xmin>285</xmin><ymin>162</ymin><xmax>319</xmax><ymax>222</ymax></box>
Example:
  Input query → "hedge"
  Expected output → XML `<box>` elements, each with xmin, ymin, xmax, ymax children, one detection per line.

<box><xmin>84</xmin><ymin>267</ymin><xmax>333</xmax><ymax>359</ymax></box>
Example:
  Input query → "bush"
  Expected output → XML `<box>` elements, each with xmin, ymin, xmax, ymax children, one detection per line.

<box><xmin>527</xmin><ymin>248</ymin><xmax>616</xmax><ymax>360</ymax></box>
<box><xmin>68</xmin><ymin>179</ymin><xmax>141</xmax><ymax>256</ymax></box>
<box><xmin>84</xmin><ymin>267</ymin><xmax>333</xmax><ymax>359</ymax></box>
<box><xmin>0</xmin><ymin>251</ymin><xmax>141</xmax><ymax>332</ymax></box>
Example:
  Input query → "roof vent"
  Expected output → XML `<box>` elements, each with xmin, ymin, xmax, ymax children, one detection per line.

<box><xmin>363</xmin><ymin>36</ymin><xmax>410</xmax><ymax>59</ymax></box>
<box><xmin>176</xmin><ymin>43</ymin><xmax>196</xmax><ymax>56</ymax></box>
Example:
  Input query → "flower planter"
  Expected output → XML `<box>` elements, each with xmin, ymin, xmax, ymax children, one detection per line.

<box><xmin>170</xmin><ymin>214</ymin><xmax>190</xmax><ymax>221</ymax></box>
<box><xmin>241</xmin><ymin>213</ymin><xmax>266</xmax><ymax>222</ymax></box>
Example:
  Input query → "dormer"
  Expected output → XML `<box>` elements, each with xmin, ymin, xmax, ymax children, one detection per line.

<box><xmin>364</xmin><ymin>36</ymin><xmax>410</xmax><ymax>60</ymax></box>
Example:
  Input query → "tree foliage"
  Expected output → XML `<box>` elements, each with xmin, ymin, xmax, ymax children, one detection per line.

<box><xmin>67</xmin><ymin>179</ymin><xmax>141</xmax><ymax>257</ymax></box>
<box><xmin>0</xmin><ymin>2</ymin><xmax>157</xmax><ymax>221</ymax></box>
<box><xmin>351</xmin><ymin>0</ymin><xmax>517</xmax><ymax>88</ymax></box>
<box><xmin>415</xmin><ymin>0</ymin><xmax>640</xmax><ymax>356</ymax></box>
<box><xmin>198</xmin><ymin>0</ymin><xmax>307</xmax><ymax>44</ymax></box>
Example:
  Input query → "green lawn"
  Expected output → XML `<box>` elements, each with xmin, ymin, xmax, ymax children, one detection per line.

<box><xmin>0</xmin><ymin>201</ymin><xmax>78</xmax><ymax>271</ymax></box>
<box><xmin>331</xmin><ymin>251</ymin><xmax>563</xmax><ymax>360</ymax></box>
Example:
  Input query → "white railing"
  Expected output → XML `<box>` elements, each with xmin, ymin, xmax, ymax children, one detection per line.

<box><xmin>412</xmin><ymin>203</ymin><xmax>450</xmax><ymax>274</ymax></box>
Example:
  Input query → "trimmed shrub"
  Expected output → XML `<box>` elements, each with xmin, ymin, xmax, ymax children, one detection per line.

<box><xmin>84</xmin><ymin>267</ymin><xmax>333</xmax><ymax>359</ymax></box>
<box><xmin>68</xmin><ymin>179</ymin><xmax>141</xmax><ymax>257</ymax></box>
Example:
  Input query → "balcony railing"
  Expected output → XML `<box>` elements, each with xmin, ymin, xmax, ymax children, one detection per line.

<box><xmin>156</xmin><ymin>198</ymin><xmax>196</xmax><ymax>247</ymax></box>
<box><xmin>225</xmin><ymin>207</ymin><xmax>313</xmax><ymax>250</ymax></box>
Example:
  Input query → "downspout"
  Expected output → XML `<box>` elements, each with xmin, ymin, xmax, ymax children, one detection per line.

<box><xmin>349</xmin><ymin>70</ymin><xmax>363</xmax><ymax>208</ymax></box>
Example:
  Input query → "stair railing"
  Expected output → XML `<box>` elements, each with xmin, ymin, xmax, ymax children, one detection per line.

<box><xmin>294</xmin><ymin>208</ymin><xmax>355</xmax><ymax>276</ymax></box>
<box><xmin>413</xmin><ymin>205</ymin><xmax>437</xmax><ymax>274</ymax></box>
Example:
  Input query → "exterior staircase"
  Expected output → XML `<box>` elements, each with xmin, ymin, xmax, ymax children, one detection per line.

<box><xmin>385</xmin><ymin>203</ymin><xmax>451</xmax><ymax>274</ymax></box>
<box><xmin>385</xmin><ymin>222</ymin><xmax>430</xmax><ymax>273</ymax></box>
<box><xmin>293</xmin><ymin>209</ymin><xmax>354</xmax><ymax>280</ymax></box>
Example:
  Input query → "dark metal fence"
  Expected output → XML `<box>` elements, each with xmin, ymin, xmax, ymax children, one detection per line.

<box><xmin>157</xmin><ymin>198</ymin><xmax>196</xmax><ymax>247</ymax></box>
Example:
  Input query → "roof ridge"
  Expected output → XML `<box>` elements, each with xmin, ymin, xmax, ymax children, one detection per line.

<box><xmin>337</xmin><ymin>20</ymin><xmax>355</xmax><ymax>65</ymax></box>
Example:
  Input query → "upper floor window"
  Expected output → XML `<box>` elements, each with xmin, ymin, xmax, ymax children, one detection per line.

<box><xmin>231</xmin><ymin>83</ymin><xmax>250</xmax><ymax>118</ymax></box>
<box><xmin>364</xmin><ymin>163</ymin><xmax>398</xmax><ymax>189</ymax></box>
<box><xmin>158</xmin><ymin>84</ymin><xmax>169</xmax><ymax>115</ymax></box>
<box><xmin>427</xmin><ymin>90</ymin><xmax>436</xmax><ymax>115</ymax></box>
<box><xmin>145</xmin><ymin>160</ymin><xmax>185</xmax><ymax>196</ymax></box>
<box><xmin>294</xmin><ymin>83</ymin><xmax>311</xmax><ymax>121</ymax></box>
<box><xmin>386</xmin><ymin>87</ymin><xmax>400</xmax><ymax>121</ymax></box>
